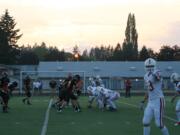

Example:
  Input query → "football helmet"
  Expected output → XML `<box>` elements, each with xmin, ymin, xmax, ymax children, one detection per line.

<box><xmin>89</xmin><ymin>77</ymin><xmax>93</xmax><ymax>81</ymax></box>
<box><xmin>170</xmin><ymin>72</ymin><xmax>180</xmax><ymax>83</ymax></box>
<box><xmin>144</xmin><ymin>58</ymin><xmax>156</xmax><ymax>72</ymax></box>
<box><xmin>2</xmin><ymin>72</ymin><xmax>8</xmax><ymax>77</ymax></box>
<box><xmin>96</xmin><ymin>75</ymin><xmax>100</xmax><ymax>80</ymax></box>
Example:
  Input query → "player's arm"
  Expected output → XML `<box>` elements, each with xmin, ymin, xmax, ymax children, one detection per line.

<box><xmin>153</xmin><ymin>70</ymin><xmax>162</xmax><ymax>81</ymax></box>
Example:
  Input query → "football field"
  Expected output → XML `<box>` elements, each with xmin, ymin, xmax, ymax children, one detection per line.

<box><xmin>0</xmin><ymin>96</ymin><xmax>179</xmax><ymax>135</ymax></box>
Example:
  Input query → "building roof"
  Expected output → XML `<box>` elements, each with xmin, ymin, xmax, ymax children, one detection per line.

<box><xmin>38</xmin><ymin>61</ymin><xmax>180</xmax><ymax>78</ymax></box>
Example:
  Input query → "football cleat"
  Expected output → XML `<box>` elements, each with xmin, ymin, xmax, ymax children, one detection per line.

<box><xmin>174</xmin><ymin>122</ymin><xmax>180</xmax><ymax>126</ymax></box>
<box><xmin>57</xmin><ymin>109</ymin><xmax>62</xmax><ymax>113</ymax></box>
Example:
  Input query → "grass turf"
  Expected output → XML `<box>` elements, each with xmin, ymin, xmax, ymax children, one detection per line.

<box><xmin>0</xmin><ymin>96</ymin><xmax>180</xmax><ymax>135</ymax></box>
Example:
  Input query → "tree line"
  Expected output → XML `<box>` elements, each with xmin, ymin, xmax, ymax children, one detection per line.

<box><xmin>0</xmin><ymin>10</ymin><xmax>179</xmax><ymax>65</ymax></box>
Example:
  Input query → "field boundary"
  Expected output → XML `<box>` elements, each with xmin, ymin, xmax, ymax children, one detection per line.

<box><xmin>40</xmin><ymin>99</ymin><xmax>53</xmax><ymax>135</ymax></box>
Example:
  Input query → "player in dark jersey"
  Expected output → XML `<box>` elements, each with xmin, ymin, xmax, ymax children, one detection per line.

<box><xmin>57</xmin><ymin>74</ymin><xmax>81</xmax><ymax>112</ymax></box>
<box><xmin>8</xmin><ymin>81</ymin><xmax>18</xmax><ymax>96</ymax></box>
<box><xmin>54</xmin><ymin>79</ymin><xmax>69</xmax><ymax>111</ymax></box>
<box><xmin>49</xmin><ymin>79</ymin><xmax>57</xmax><ymax>107</ymax></box>
<box><xmin>0</xmin><ymin>72</ymin><xmax>10</xmax><ymax>113</ymax></box>
<box><xmin>22</xmin><ymin>75</ymin><xmax>32</xmax><ymax>105</ymax></box>
<box><xmin>56</xmin><ymin>75</ymin><xmax>73</xmax><ymax>112</ymax></box>
<box><xmin>49</xmin><ymin>79</ymin><xmax>57</xmax><ymax>98</ymax></box>
<box><xmin>74</xmin><ymin>74</ymin><xmax>83</xmax><ymax>96</ymax></box>
<box><xmin>73</xmin><ymin>74</ymin><xmax>83</xmax><ymax>110</ymax></box>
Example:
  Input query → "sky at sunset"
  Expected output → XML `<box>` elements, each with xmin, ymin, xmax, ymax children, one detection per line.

<box><xmin>0</xmin><ymin>0</ymin><xmax>180</xmax><ymax>53</ymax></box>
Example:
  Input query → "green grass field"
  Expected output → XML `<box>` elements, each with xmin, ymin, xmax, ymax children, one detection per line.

<box><xmin>0</xmin><ymin>96</ymin><xmax>179</xmax><ymax>135</ymax></box>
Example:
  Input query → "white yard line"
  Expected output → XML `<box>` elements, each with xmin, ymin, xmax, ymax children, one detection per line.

<box><xmin>41</xmin><ymin>99</ymin><xmax>53</xmax><ymax>135</ymax></box>
<box><xmin>119</xmin><ymin>101</ymin><xmax>177</xmax><ymax>122</ymax></box>
<box><xmin>164</xmin><ymin>116</ymin><xmax>177</xmax><ymax>122</ymax></box>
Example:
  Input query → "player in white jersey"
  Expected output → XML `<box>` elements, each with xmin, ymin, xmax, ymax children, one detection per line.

<box><xmin>87</xmin><ymin>85</ymin><xmax>104</xmax><ymax>110</ymax></box>
<box><xmin>95</xmin><ymin>86</ymin><xmax>106</xmax><ymax>110</ymax></box>
<box><xmin>170</xmin><ymin>72</ymin><xmax>180</xmax><ymax>126</ymax></box>
<box><xmin>87</xmin><ymin>77</ymin><xmax>99</xmax><ymax>108</ymax></box>
<box><xmin>95</xmin><ymin>75</ymin><xmax>105</xmax><ymax>88</ymax></box>
<box><xmin>141</xmin><ymin>58</ymin><xmax>169</xmax><ymax>135</ymax></box>
<box><xmin>102</xmin><ymin>88</ymin><xmax>120</xmax><ymax>111</ymax></box>
<box><xmin>87</xmin><ymin>77</ymin><xmax>106</xmax><ymax>111</ymax></box>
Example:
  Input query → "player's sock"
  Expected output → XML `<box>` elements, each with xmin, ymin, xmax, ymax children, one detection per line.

<box><xmin>27</xmin><ymin>100</ymin><xmax>31</xmax><ymax>105</ymax></box>
<box><xmin>74</xmin><ymin>106</ymin><xmax>78</xmax><ymax>112</ymax></box>
<box><xmin>77</xmin><ymin>103</ymin><xmax>81</xmax><ymax>110</ymax></box>
<box><xmin>77</xmin><ymin>105</ymin><xmax>81</xmax><ymax>112</ymax></box>
<box><xmin>2</xmin><ymin>106</ymin><xmax>8</xmax><ymax>113</ymax></box>
<box><xmin>143</xmin><ymin>126</ymin><xmax>150</xmax><ymax>135</ymax></box>
<box><xmin>22</xmin><ymin>98</ymin><xmax>26</xmax><ymax>104</ymax></box>
<box><xmin>161</xmin><ymin>126</ymin><xmax>169</xmax><ymax>135</ymax></box>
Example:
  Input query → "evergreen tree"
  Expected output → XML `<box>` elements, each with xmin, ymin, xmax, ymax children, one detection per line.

<box><xmin>0</xmin><ymin>27</ymin><xmax>9</xmax><ymax>63</ymax></box>
<box><xmin>112</xmin><ymin>43</ymin><xmax>122</xmax><ymax>60</ymax></box>
<box><xmin>0</xmin><ymin>10</ymin><xmax>22</xmax><ymax>46</ymax></box>
<box><xmin>44</xmin><ymin>47</ymin><xmax>65</xmax><ymax>61</ymax></box>
<box><xmin>18</xmin><ymin>46</ymin><xmax>39</xmax><ymax>65</ymax></box>
<box><xmin>81</xmin><ymin>49</ymin><xmax>91</xmax><ymax>61</ymax></box>
<box><xmin>32</xmin><ymin>42</ymin><xmax>48</xmax><ymax>61</ymax></box>
<box><xmin>0</xmin><ymin>9</ymin><xmax>22</xmax><ymax>64</ymax></box>
<box><xmin>139</xmin><ymin>46</ymin><xmax>149</xmax><ymax>60</ymax></box>
<box><xmin>172</xmin><ymin>45</ymin><xmax>180</xmax><ymax>60</ymax></box>
<box><xmin>157</xmin><ymin>45</ymin><xmax>174</xmax><ymax>61</ymax></box>
<box><xmin>73</xmin><ymin>45</ymin><xmax>80</xmax><ymax>61</ymax></box>
<box><xmin>123</xmin><ymin>13</ymin><xmax>138</xmax><ymax>60</ymax></box>
<box><xmin>147</xmin><ymin>48</ymin><xmax>156</xmax><ymax>59</ymax></box>
<box><xmin>131</xmin><ymin>14</ymin><xmax>138</xmax><ymax>59</ymax></box>
<box><xmin>122</xmin><ymin>41</ymin><xmax>134</xmax><ymax>61</ymax></box>
<box><xmin>89</xmin><ymin>47</ymin><xmax>96</xmax><ymax>61</ymax></box>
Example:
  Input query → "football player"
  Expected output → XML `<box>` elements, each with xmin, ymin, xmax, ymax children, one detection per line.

<box><xmin>95</xmin><ymin>75</ymin><xmax>105</xmax><ymax>88</ymax></box>
<box><xmin>102</xmin><ymin>88</ymin><xmax>120</xmax><ymax>111</ymax></box>
<box><xmin>49</xmin><ymin>79</ymin><xmax>57</xmax><ymax>98</ymax></box>
<box><xmin>141</xmin><ymin>58</ymin><xmax>169</xmax><ymax>135</ymax></box>
<box><xmin>0</xmin><ymin>72</ymin><xmax>10</xmax><ymax>113</ymax></box>
<box><xmin>87</xmin><ymin>84</ymin><xmax>104</xmax><ymax>110</ymax></box>
<box><xmin>57</xmin><ymin>75</ymin><xmax>81</xmax><ymax>112</ymax></box>
<box><xmin>96</xmin><ymin>86</ymin><xmax>105</xmax><ymax>110</ymax></box>
<box><xmin>8</xmin><ymin>81</ymin><xmax>18</xmax><ymax>96</ymax></box>
<box><xmin>170</xmin><ymin>72</ymin><xmax>180</xmax><ymax>126</ymax></box>
<box><xmin>87</xmin><ymin>77</ymin><xmax>97</xmax><ymax>108</ymax></box>
<box><xmin>22</xmin><ymin>75</ymin><xmax>32</xmax><ymax>105</ymax></box>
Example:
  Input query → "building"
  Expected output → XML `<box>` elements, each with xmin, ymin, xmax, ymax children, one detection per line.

<box><xmin>2</xmin><ymin>61</ymin><xmax>179</xmax><ymax>93</ymax></box>
<box><xmin>36</xmin><ymin>61</ymin><xmax>180</xmax><ymax>92</ymax></box>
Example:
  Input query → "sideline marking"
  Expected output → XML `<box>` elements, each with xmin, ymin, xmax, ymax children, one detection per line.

<box><xmin>119</xmin><ymin>101</ymin><xmax>177</xmax><ymax>122</ymax></box>
<box><xmin>41</xmin><ymin>99</ymin><xmax>53</xmax><ymax>135</ymax></box>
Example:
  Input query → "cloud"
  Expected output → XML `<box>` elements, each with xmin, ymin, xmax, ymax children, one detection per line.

<box><xmin>1</xmin><ymin>0</ymin><xmax>180</xmax><ymax>52</ymax></box>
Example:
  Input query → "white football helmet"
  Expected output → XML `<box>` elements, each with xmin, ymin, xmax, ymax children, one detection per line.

<box><xmin>96</xmin><ymin>75</ymin><xmax>100</xmax><ymax>79</ymax></box>
<box><xmin>144</xmin><ymin>58</ymin><xmax>156</xmax><ymax>72</ymax></box>
<box><xmin>170</xmin><ymin>73</ymin><xmax>180</xmax><ymax>83</ymax></box>
<box><xmin>89</xmin><ymin>77</ymin><xmax>93</xmax><ymax>81</ymax></box>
